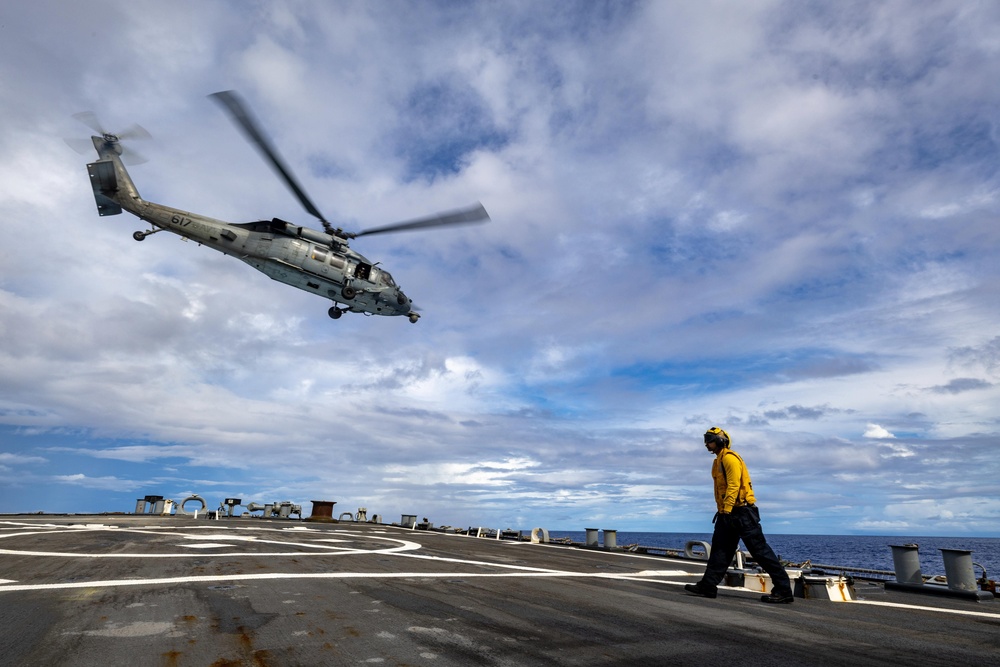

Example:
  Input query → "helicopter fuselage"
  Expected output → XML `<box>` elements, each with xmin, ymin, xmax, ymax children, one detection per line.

<box><xmin>86</xmin><ymin>136</ymin><xmax>416</xmax><ymax>321</ymax></box>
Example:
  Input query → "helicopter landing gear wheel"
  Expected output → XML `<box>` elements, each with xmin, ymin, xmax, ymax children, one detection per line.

<box><xmin>133</xmin><ymin>231</ymin><xmax>146</xmax><ymax>241</ymax></box>
<box><xmin>328</xmin><ymin>307</ymin><xmax>344</xmax><ymax>320</ymax></box>
<box><xmin>342</xmin><ymin>286</ymin><xmax>357</xmax><ymax>300</ymax></box>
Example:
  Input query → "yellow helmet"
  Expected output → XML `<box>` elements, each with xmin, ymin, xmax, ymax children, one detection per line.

<box><xmin>704</xmin><ymin>427</ymin><xmax>730</xmax><ymax>448</ymax></box>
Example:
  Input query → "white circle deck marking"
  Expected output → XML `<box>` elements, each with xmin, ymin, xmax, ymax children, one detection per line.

<box><xmin>0</xmin><ymin>522</ymin><xmax>421</xmax><ymax>558</ymax></box>
<box><xmin>0</xmin><ymin>520</ymin><xmax>702</xmax><ymax>595</ymax></box>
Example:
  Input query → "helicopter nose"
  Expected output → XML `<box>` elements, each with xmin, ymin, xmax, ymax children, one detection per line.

<box><xmin>396</xmin><ymin>290</ymin><xmax>409</xmax><ymax>307</ymax></box>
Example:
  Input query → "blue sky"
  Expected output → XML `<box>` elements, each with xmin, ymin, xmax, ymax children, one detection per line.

<box><xmin>1</xmin><ymin>1</ymin><xmax>998</xmax><ymax>536</ymax></box>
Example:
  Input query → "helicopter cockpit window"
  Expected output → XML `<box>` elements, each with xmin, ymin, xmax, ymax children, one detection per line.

<box><xmin>310</xmin><ymin>247</ymin><xmax>328</xmax><ymax>263</ymax></box>
<box><xmin>377</xmin><ymin>270</ymin><xmax>396</xmax><ymax>287</ymax></box>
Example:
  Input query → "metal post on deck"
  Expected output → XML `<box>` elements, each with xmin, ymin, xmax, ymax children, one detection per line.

<box><xmin>603</xmin><ymin>529</ymin><xmax>617</xmax><ymax>548</ymax></box>
<box><xmin>305</xmin><ymin>500</ymin><xmax>337</xmax><ymax>523</ymax></box>
<box><xmin>940</xmin><ymin>549</ymin><xmax>978</xmax><ymax>593</ymax></box>
<box><xmin>889</xmin><ymin>544</ymin><xmax>924</xmax><ymax>585</ymax></box>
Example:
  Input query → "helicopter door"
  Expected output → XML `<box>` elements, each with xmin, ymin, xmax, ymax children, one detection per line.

<box><xmin>355</xmin><ymin>262</ymin><xmax>372</xmax><ymax>281</ymax></box>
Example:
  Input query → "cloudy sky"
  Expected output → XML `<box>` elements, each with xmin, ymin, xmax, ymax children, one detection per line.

<box><xmin>1</xmin><ymin>1</ymin><xmax>998</xmax><ymax>536</ymax></box>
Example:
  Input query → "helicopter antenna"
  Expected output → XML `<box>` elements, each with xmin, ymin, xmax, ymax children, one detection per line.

<box><xmin>210</xmin><ymin>91</ymin><xmax>336</xmax><ymax>236</ymax></box>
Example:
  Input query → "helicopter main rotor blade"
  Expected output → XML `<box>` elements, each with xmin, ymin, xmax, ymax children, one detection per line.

<box><xmin>354</xmin><ymin>203</ymin><xmax>491</xmax><ymax>238</ymax></box>
<box><xmin>210</xmin><ymin>90</ymin><xmax>331</xmax><ymax>229</ymax></box>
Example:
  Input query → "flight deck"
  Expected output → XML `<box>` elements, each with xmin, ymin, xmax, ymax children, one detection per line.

<box><xmin>1</xmin><ymin>516</ymin><xmax>998</xmax><ymax>666</ymax></box>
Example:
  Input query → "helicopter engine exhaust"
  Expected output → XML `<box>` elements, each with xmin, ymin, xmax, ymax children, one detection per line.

<box><xmin>271</xmin><ymin>219</ymin><xmax>334</xmax><ymax>246</ymax></box>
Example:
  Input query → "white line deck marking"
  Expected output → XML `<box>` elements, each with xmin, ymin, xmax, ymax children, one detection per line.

<box><xmin>176</xmin><ymin>543</ymin><xmax>231</xmax><ymax>549</ymax></box>
<box><xmin>0</xmin><ymin>570</ymin><xmax>691</xmax><ymax>593</ymax></box>
<box><xmin>848</xmin><ymin>598</ymin><xmax>1000</xmax><ymax>619</ymax></box>
<box><xmin>5</xmin><ymin>569</ymin><xmax>997</xmax><ymax>622</ymax></box>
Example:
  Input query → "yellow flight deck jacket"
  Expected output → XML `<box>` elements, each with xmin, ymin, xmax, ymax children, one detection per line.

<box><xmin>712</xmin><ymin>448</ymin><xmax>756</xmax><ymax>513</ymax></box>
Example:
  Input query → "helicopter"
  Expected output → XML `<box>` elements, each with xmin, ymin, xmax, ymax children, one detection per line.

<box><xmin>71</xmin><ymin>90</ymin><xmax>491</xmax><ymax>323</ymax></box>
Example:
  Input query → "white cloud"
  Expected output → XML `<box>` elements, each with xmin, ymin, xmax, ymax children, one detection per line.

<box><xmin>0</xmin><ymin>2</ymin><xmax>998</xmax><ymax>534</ymax></box>
<box><xmin>54</xmin><ymin>473</ymin><xmax>139</xmax><ymax>491</ymax></box>
<box><xmin>864</xmin><ymin>424</ymin><xmax>896</xmax><ymax>439</ymax></box>
<box><xmin>0</xmin><ymin>453</ymin><xmax>48</xmax><ymax>465</ymax></box>
<box><xmin>384</xmin><ymin>457</ymin><xmax>538</xmax><ymax>488</ymax></box>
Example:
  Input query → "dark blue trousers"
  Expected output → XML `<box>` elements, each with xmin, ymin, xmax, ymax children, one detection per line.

<box><xmin>699</xmin><ymin>505</ymin><xmax>792</xmax><ymax>594</ymax></box>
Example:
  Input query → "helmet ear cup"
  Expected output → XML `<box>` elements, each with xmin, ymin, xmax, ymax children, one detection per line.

<box><xmin>704</xmin><ymin>427</ymin><xmax>730</xmax><ymax>448</ymax></box>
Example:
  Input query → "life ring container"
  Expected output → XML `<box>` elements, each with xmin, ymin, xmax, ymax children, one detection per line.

<box><xmin>530</xmin><ymin>527</ymin><xmax>550</xmax><ymax>544</ymax></box>
<box><xmin>685</xmin><ymin>540</ymin><xmax>711</xmax><ymax>560</ymax></box>
<box><xmin>175</xmin><ymin>495</ymin><xmax>208</xmax><ymax>516</ymax></box>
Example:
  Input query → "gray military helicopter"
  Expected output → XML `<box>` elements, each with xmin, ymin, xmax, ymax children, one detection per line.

<box><xmin>72</xmin><ymin>91</ymin><xmax>490</xmax><ymax>323</ymax></box>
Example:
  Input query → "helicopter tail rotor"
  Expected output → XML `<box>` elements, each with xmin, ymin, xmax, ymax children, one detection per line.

<box><xmin>66</xmin><ymin>112</ymin><xmax>151</xmax><ymax>165</ymax></box>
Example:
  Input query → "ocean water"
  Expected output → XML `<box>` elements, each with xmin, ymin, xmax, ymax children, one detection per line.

<box><xmin>546</xmin><ymin>531</ymin><xmax>1000</xmax><ymax>579</ymax></box>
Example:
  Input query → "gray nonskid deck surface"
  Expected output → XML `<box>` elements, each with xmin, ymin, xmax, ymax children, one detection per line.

<box><xmin>1</xmin><ymin>516</ymin><xmax>998</xmax><ymax>666</ymax></box>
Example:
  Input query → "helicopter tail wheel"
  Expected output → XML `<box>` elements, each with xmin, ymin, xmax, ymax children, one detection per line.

<box><xmin>133</xmin><ymin>231</ymin><xmax>146</xmax><ymax>242</ymax></box>
<box><xmin>328</xmin><ymin>307</ymin><xmax>343</xmax><ymax>320</ymax></box>
<box><xmin>342</xmin><ymin>286</ymin><xmax>357</xmax><ymax>300</ymax></box>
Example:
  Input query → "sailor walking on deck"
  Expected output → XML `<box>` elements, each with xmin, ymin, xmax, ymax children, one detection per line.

<box><xmin>685</xmin><ymin>427</ymin><xmax>795</xmax><ymax>604</ymax></box>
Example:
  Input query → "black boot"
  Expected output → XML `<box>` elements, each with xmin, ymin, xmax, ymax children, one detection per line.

<box><xmin>760</xmin><ymin>590</ymin><xmax>794</xmax><ymax>604</ymax></box>
<box><xmin>684</xmin><ymin>582</ymin><xmax>718</xmax><ymax>598</ymax></box>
